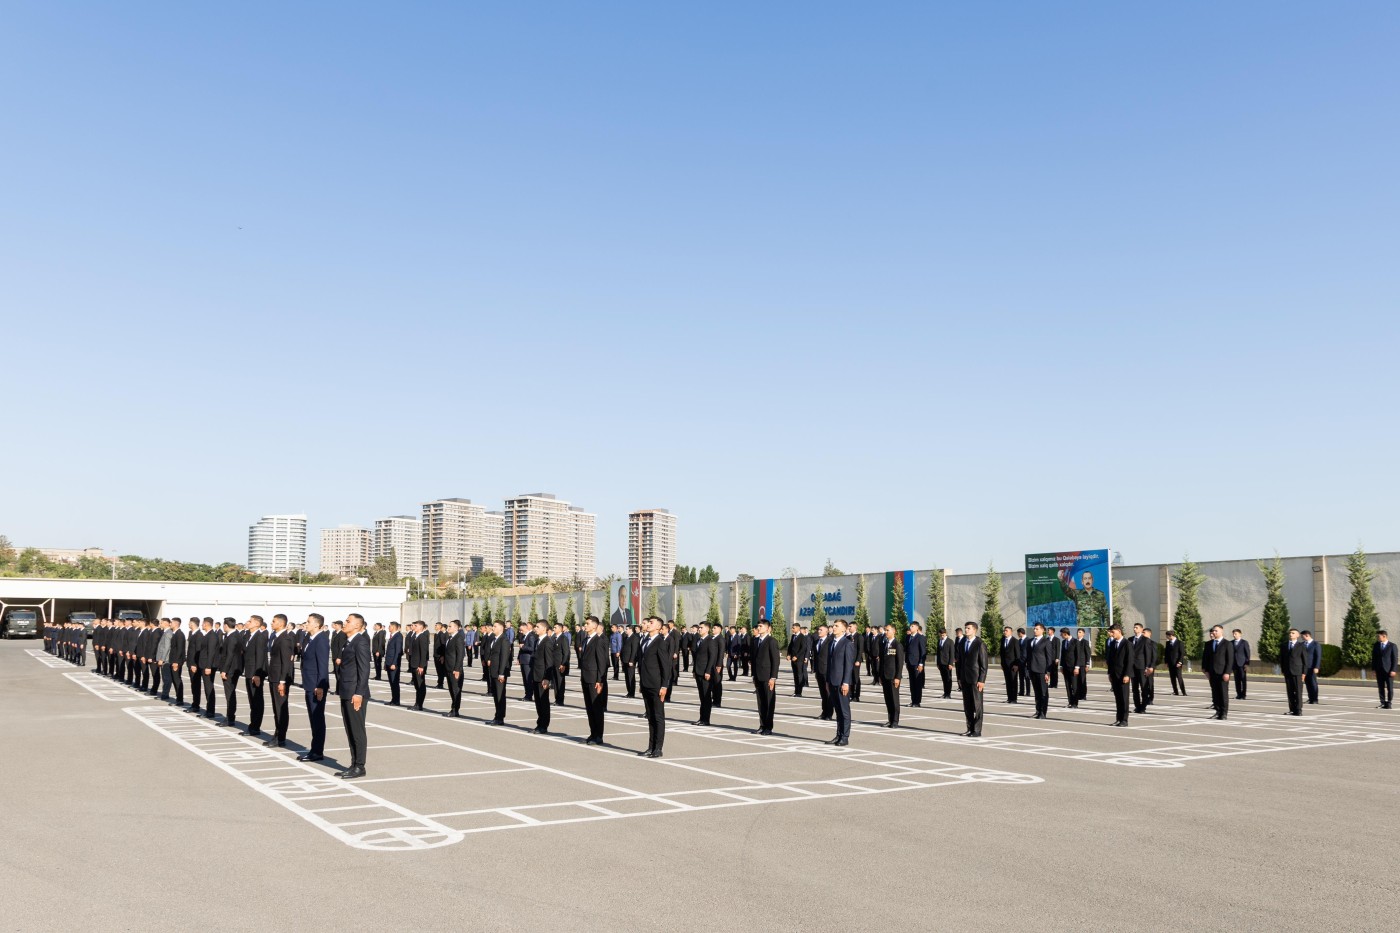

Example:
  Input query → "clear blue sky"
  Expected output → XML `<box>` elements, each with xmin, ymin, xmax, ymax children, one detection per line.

<box><xmin>3</xmin><ymin>2</ymin><xmax>1397</xmax><ymax>578</ymax></box>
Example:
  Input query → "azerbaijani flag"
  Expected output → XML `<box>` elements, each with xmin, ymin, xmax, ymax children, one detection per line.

<box><xmin>753</xmin><ymin>579</ymin><xmax>775</xmax><ymax>625</ymax></box>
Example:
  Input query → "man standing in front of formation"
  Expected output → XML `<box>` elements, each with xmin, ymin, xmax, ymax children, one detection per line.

<box><xmin>299</xmin><ymin>614</ymin><xmax>329</xmax><ymax>762</ymax></box>
<box><xmin>638</xmin><ymin>616</ymin><xmax>672</xmax><ymax>758</ymax></box>
<box><xmin>335</xmin><ymin>614</ymin><xmax>371</xmax><ymax>779</ymax></box>
<box><xmin>825</xmin><ymin>619</ymin><xmax>854</xmax><ymax>747</ymax></box>
<box><xmin>750</xmin><ymin>618</ymin><xmax>780</xmax><ymax>736</ymax></box>
<box><xmin>955</xmin><ymin>622</ymin><xmax>987</xmax><ymax>738</ymax></box>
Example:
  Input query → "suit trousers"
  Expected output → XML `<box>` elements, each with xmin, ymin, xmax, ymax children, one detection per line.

<box><xmin>582</xmin><ymin>680</ymin><xmax>606</xmax><ymax>739</ymax></box>
<box><xmin>159</xmin><ymin>663</ymin><xmax>174</xmax><ymax>700</ymax></box>
<box><xmin>447</xmin><ymin>672</ymin><xmax>462</xmax><ymax>713</ymax></box>
<box><xmin>611</xmin><ymin>653</ymin><xmax>620</xmax><ymax>678</ymax></box>
<box><xmin>881</xmin><ymin>677</ymin><xmax>901</xmax><ymax>725</ymax></box>
<box><xmin>245</xmin><ymin>677</ymin><xmax>265</xmax><ymax>733</ymax></box>
<box><xmin>172</xmin><ymin>664</ymin><xmax>184</xmax><ymax>704</ymax></box>
<box><xmin>816</xmin><ymin>677</ymin><xmax>833</xmax><ymax>718</ymax></box>
<box><xmin>1234</xmin><ymin>664</ymin><xmax>1248</xmax><ymax>699</ymax></box>
<box><xmin>270</xmin><ymin>682</ymin><xmax>290</xmax><ymax>740</ymax></box>
<box><xmin>1131</xmin><ymin>671</ymin><xmax>1147</xmax><ymax>710</ymax></box>
<box><xmin>1143</xmin><ymin>670</ymin><xmax>1156</xmax><ymax>704</ymax></box>
<box><xmin>521</xmin><ymin>665</ymin><xmax>537</xmax><ymax>702</ymax></box>
<box><xmin>412</xmin><ymin>670</ymin><xmax>427</xmax><ymax>708</ymax></box>
<box><xmin>726</xmin><ymin>655</ymin><xmax>737</xmax><ymax>680</ymax></box>
<box><xmin>387</xmin><ymin>664</ymin><xmax>401</xmax><ymax>704</ymax></box>
<box><xmin>624</xmin><ymin>663</ymin><xmax>637</xmax><ymax>697</ymax></box>
<box><xmin>695</xmin><ymin>676</ymin><xmax>713</xmax><ymax>723</ymax></box>
<box><xmin>1002</xmin><ymin>665</ymin><xmax>1018</xmax><ymax>703</ymax></box>
<box><xmin>907</xmin><ymin>665</ymin><xmax>925</xmax><ymax>705</ymax></box>
<box><xmin>849</xmin><ymin>666</ymin><xmax>861</xmax><ymax>701</ymax></box>
<box><xmin>938</xmin><ymin>663</ymin><xmax>953</xmax><ymax>697</ymax></box>
<box><xmin>222</xmin><ymin>673</ymin><xmax>239</xmax><ymax>723</ymax></box>
<box><xmin>1075</xmin><ymin>669</ymin><xmax>1088</xmax><ymax>703</ymax></box>
<box><xmin>1169</xmin><ymin>666</ymin><xmax>1187</xmax><ymax>695</ymax></box>
<box><xmin>709</xmin><ymin>674</ymin><xmax>723</xmax><ymax>710</ymax></box>
<box><xmin>754</xmin><ymin>680</ymin><xmax>776</xmax><ymax>732</ymax></box>
<box><xmin>491</xmin><ymin>677</ymin><xmax>508</xmax><ymax>722</ymax></box>
<box><xmin>959</xmin><ymin>681</ymin><xmax>982</xmax><ymax>735</ymax></box>
<box><xmin>1209</xmin><ymin>674</ymin><xmax>1229</xmax><ymax>717</ymax></box>
<box><xmin>642</xmin><ymin>687</ymin><xmax>666</xmax><ymax>752</ymax></box>
<box><xmin>340</xmin><ymin>696</ymin><xmax>367</xmax><ymax>767</ymax></box>
<box><xmin>146</xmin><ymin>661</ymin><xmax>160</xmax><ymax>691</ymax></box>
<box><xmin>833</xmin><ymin>685</ymin><xmax>852</xmax><ymax>739</ymax></box>
<box><xmin>1285</xmin><ymin>674</ymin><xmax>1303</xmax><ymax>714</ymax></box>
<box><xmin>553</xmin><ymin>669</ymin><xmax>568</xmax><ymax>705</ymax></box>
<box><xmin>1304</xmin><ymin>669</ymin><xmax>1318</xmax><ymax>703</ymax></box>
<box><xmin>1031</xmin><ymin>672</ymin><xmax>1048</xmax><ymax>715</ymax></box>
<box><xmin>790</xmin><ymin>661</ymin><xmax>805</xmax><ymax>696</ymax></box>
<box><xmin>188</xmin><ymin>667</ymin><xmax>202</xmax><ymax>706</ymax></box>
<box><xmin>534</xmin><ymin>686</ymin><xmax>552</xmax><ymax>731</ymax></box>
<box><xmin>373</xmin><ymin>654</ymin><xmax>382</xmax><ymax>680</ymax></box>
<box><xmin>1048</xmin><ymin>665</ymin><xmax>1059</xmax><ymax>689</ymax></box>
<box><xmin>1111</xmin><ymin>677</ymin><xmax>1130</xmax><ymax>722</ymax></box>
<box><xmin>202</xmin><ymin>670</ymin><xmax>217</xmax><ymax>716</ymax></box>
<box><xmin>305</xmin><ymin>690</ymin><xmax>326</xmax><ymax>755</ymax></box>
<box><xmin>1378</xmin><ymin>674</ymin><xmax>1394</xmax><ymax>706</ymax></box>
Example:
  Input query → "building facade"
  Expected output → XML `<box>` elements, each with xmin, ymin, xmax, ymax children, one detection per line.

<box><xmin>247</xmin><ymin>514</ymin><xmax>308</xmax><ymax>576</ymax></box>
<box><xmin>502</xmin><ymin>492</ymin><xmax>597</xmax><ymax>585</ymax></box>
<box><xmin>420</xmin><ymin>498</ymin><xmax>504</xmax><ymax>581</ymax></box>
<box><xmin>372</xmin><ymin>515</ymin><xmax>421</xmax><ymax>581</ymax></box>
<box><xmin>320</xmin><ymin>525</ymin><xmax>371</xmax><ymax>577</ymax></box>
<box><xmin>628</xmin><ymin>508</ymin><xmax>677</xmax><ymax>587</ymax></box>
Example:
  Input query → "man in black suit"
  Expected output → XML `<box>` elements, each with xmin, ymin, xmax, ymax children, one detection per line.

<box><xmin>1301</xmin><ymin>631</ymin><xmax>1321</xmax><ymax>704</ymax></box>
<box><xmin>554</xmin><ymin>623</ymin><xmax>572</xmax><ymax>705</ymax></box>
<box><xmin>706</xmin><ymin>624</ymin><xmax>725</xmax><ymax>709</ymax></box>
<box><xmin>484</xmin><ymin>620</ymin><xmax>513</xmax><ymax>725</ymax></box>
<box><xmin>517</xmin><ymin>621</ymin><xmax>539</xmax><ymax>702</ymax></box>
<box><xmin>935</xmin><ymin>628</ymin><xmax>954</xmax><ymax>699</ymax></box>
<box><xmin>750</xmin><ymin>619</ymin><xmax>781</xmax><ymax>735</ymax></box>
<box><xmin>371</xmin><ymin>623</ymin><xmax>386</xmax><ymax>680</ymax></box>
<box><xmin>384</xmin><ymin>622</ymin><xmax>403</xmax><ymax>706</ymax></box>
<box><xmin>1057</xmin><ymin>628</ymin><xmax>1079</xmax><ymax>708</ymax></box>
<box><xmin>1281</xmin><ymin>629</ymin><xmax>1307</xmax><ymax>715</ymax></box>
<box><xmin>265</xmin><ymin>614</ymin><xmax>295</xmax><ymax>748</ymax></box>
<box><xmin>1000</xmin><ymin>627</ymin><xmax>1020</xmax><ymax>704</ymax></box>
<box><xmin>665</xmin><ymin>621</ymin><xmax>682</xmax><ymax>696</ymax></box>
<box><xmin>637</xmin><ymin>616</ymin><xmax>673</xmax><ymax>757</ymax></box>
<box><xmin>408</xmin><ymin>620</ymin><xmax>429</xmax><ymax>710</ymax></box>
<box><xmin>1024</xmin><ymin>623</ymin><xmax>1053</xmax><ymax>719</ymax></box>
<box><xmin>578</xmin><ymin>615</ymin><xmax>610</xmax><ymax>744</ymax></box>
<box><xmin>1047</xmin><ymin>627</ymin><xmax>1061</xmax><ymax>690</ymax></box>
<box><xmin>877</xmin><ymin>623</ymin><xmax>906</xmax><ymax>727</ymax></box>
<box><xmin>167</xmin><ymin>618</ymin><xmax>186</xmax><ymax>706</ymax></box>
<box><xmin>1163</xmin><ymin>630</ymin><xmax>1187</xmax><ymax>695</ymax></box>
<box><xmin>1016</xmin><ymin>628</ymin><xmax>1031</xmax><ymax>697</ymax></box>
<box><xmin>1373</xmin><ymin>631</ymin><xmax>1397</xmax><ymax>709</ymax></box>
<box><xmin>186</xmin><ymin>619</ymin><xmax>204</xmax><ymax>711</ymax></box>
<box><xmin>1231</xmin><ymin>629</ymin><xmax>1251</xmax><ymax>700</ymax></box>
<box><xmin>335</xmin><ymin>614</ymin><xmax>371</xmax><ymax>779</ymax></box>
<box><xmin>432</xmin><ymin>622</ymin><xmax>448</xmax><ymax>689</ymax></box>
<box><xmin>1129</xmin><ymin>623</ymin><xmax>1150</xmax><ymax>714</ymax></box>
<box><xmin>848</xmin><ymin>628</ymin><xmax>863</xmax><ymax>701</ymax></box>
<box><xmin>529</xmin><ymin>621</ymin><xmax>557</xmax><ymax>734</ymax></box>
<box><xmin>1142</xmin><ymin>626</ymin><xmax>1158</xmax><ymax>707</ymax></box>
<box><xmin>620</xmin><ymin>623</ymin><xmax>640</xmax><ymax>698</ymax></box>
<box><xmin>1202</xmin><ymin>625</ymin><xmax>1232</xmax><ymax>720</ymax></box>
<box><xmin>330</xmin><ymin>620</ymin><xmax>347</xmax><ymax>693</ymax></box>
<box><xmin>1104</xmin><ymin>624</ymin><xmax>1132</xmax><ymax>726</ymax></box>
<box><xmin>299</xmin><ymin>614</ymin><xmax>330</xmax><ymax>761</ymax></box>
<box><xmin>904</xmin><ymin>622</ymin><xmax>927</xmax><ymax>707</ymax></box>
<box><xmin>198</xmin><ymin>617</ymin><xmax>222</xmax><ymax>718</ymax></box>
<box><xmin>955</xmin><ymin>622</ymin><xmax>988</xmax><ymax>737</ymax></box>
<box><xmin>825</xmin><ymin>619</ymin><xmax>855</xmax><ymax>746</ymax></box>
<box><xmin>241</xmin><ymin>616</ymin><xmax>268</xmax><ymax>736</ymax></box>
<box><xmin>691</xmin><ymin>621</ymin><xmax>718</xmax><ymax>726</ymax></box>
<box><xmin>1073</xmin><ymin>628</ymin><xmax>1091</xmax><ymax>703</ymax></box>
<box><xmin>217</xmin><ymin>619</ymin><xmax>242</xmax><ymax>727</ymax></box>
<box><xmin>787</xmin><ymin>624</ymin><xmax>810</xmax><ymax>698</ymax></box>
<box><xmin>812</xmin><ymin>623</ymin><xmax>833</xmax><ymax>719</ymax></box>
<box><xmin>443</xmin><ymin>620</ymin><xmax>465</xmax><ymax>717</ymax></box>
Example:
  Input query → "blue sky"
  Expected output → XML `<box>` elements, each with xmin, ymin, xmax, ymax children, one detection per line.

<box><xmin>3</xmin><ymin>2</ymin><xmax>1397</xmax><ymax>578</ymax></box>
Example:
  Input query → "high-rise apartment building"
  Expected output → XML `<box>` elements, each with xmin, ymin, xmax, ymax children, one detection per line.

<box><xmin>247</xmin><ymin>514</ymin><xmax>308</xmax><ymax>576</ymax></box>
<box><xmin>372</xmin><ymin>515</ymin><xmax>421</xmax><ymax>581</ymax></box>
<box><xmin>420</xmin><ymin>498</ymin><xmax>504</xmax><ymax>580</ymax></box>
<box><xmin>501</xmin><ymin>493</ymin><xmax>597</xmax><ymax>585</ymax></box>
<box><xmin>628</xmin><ymin>508</ymin><xmax>677</xmax><ymax>587</ymax></box>
<box><xmin>320</xmin><ymin>525</ymin><xmax>371</xmax><ymax>576</ymax></box>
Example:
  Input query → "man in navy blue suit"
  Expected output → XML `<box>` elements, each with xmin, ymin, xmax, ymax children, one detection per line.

<box><xmin>384</xmin><ymin>622</ymin><xmax>403</xmax><ymax>706</ymax></box>
<box><xmin>1301</xmin><ymin>631</ymin><xmax>1321</xmax><ymax>704</ymax></box>
<box><xmin>1373</xmin><ymin>630</ymin><xmax>1397</xmax><ymax>710</ymax></box>
<box><xmin>299</xmin><ymin>614</ymin><xmax>330</xmax><ymax>762</ymax></box>
<box><xmin>825</xmin><ymin>619</ymin><xmax>855</xmax><ymax>747</ymax></box>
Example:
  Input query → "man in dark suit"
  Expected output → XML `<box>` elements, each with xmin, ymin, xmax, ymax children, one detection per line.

<box><xmin>186</xmin><ymin>619</ymin><xmax>205</xmax><ymax>712</ymax></box>
<box><xmin>848</xmin><ymin>627</ymin><xmax>863</xmax><ymax>701</ymax></box>
<box><xmin>878</xmin><ymin>623</ymin><xmax>906</xmax><ymax>727</ymax></box>
<box><xmin>1024</xmin><ymin>623</ymin><xmax>1053</xmax><ymax>719</ymax></box>
<box><xmin>443</xmin><ymin>620</ymin><xmax>465</xmax><ymax>717</ymax></box>
<box><xmin>217</xmin><ymin>619</ymin><xmax>243</xmax><ymax>727</ymax></box>
<box><xmin>384</xmin><ymin>622</ymin><xmax>403</xmax><ymax>706</ymax></box>
<box><xmin>750</xmin><ymin>619</ymin><xmax>781</xmax><ymax>735</ymax></box>
<box><xmin>1000</xmin><ymin>627</ymin><xmax>1021</xmax><ymax>704</ymax></box>
<box><xmin>620</xmin><ymin>623</ymin><xmax>640</xmax><ymax>698</ymax></box>
<box><xmin>517</xmin><ymin>621</ymin><xmax>539</xmax><ymax>702</ymax></box>
<box><xmin>334</xmin><ymin>614</ymin><xmax>371</xmax><ymax>779</ymax></box>
<box><xmin>1104</xmin><ymin>624</ymin><xmax>1132</xmax><ymax>726</ymax></box>
<box><xmin>1373</xmin><ymin>630</ymin><xmax>1397</xmax><ymax>709</ymax></box>
<box><xmin>1203</xmin><ymin>625</ymin><xmax>1232</xmax><ymax>720</ymax></box>
<box><xmin>371</xmin><ymin>623</ymin><xmax>386</xmax><ymax>680</ymax></box>
<box><xmin>578</xmin><ymin>615</ymin><xmax>610</xmax><ymax>744</ymax></box>
<box><xmin>706</xmin><ymin>623</ymin><xmax>725</xmax><ymax>712</ymax></box>
<box><xmin>167</xmin><ymin>618</ymin><xmax>186</xmax><ymax>706</ymax></box>
<box><xmin>554</xmin><ymin>624</ymin><xmax>572</xmax><ymax>705</ymax></box>
<box><xmin>1163</xmin><ymin>630</ymin><xmax>1187</xmax><ymax>695</ymax></box>
<box><xmin>432</xmin><ymin>622</ymin><xmax>448</xmax><ymax>689</ymax></box>
<box><xmin>825</xmin><ymin>619</ymin><xmax>855</xmax><ymax>746</ymax></box>
<box><xmin>265</xmin><ymin>614</ymin><xmax>295</xmax><ymax>748</ymax></box>
<box><xmin>1281</xmin><ymin>628</ymin><xmax>1307</xmax><ymax>716</ymax></box>
<box><xmin>691</xmin><ymin>621</ymin><xmax>718</xmax><ymax>726</ymax></box>
<box><xmin>197</xmin><ymin>617</ymin><xmax>221</xmax><ymax>718</ymax></box>
<box><xmin>1142</xmin><ymin>626</ymin><xmax>1158</xmax><ymax>707</ymax></box>
<box><xmin>1231</xmin><ymin>629</ymin><xmax>1251</xmax><ymax>700</ymax></box>
<box><xmin>1057</xmin><ymin>628</ymin><xmax>1079</xmax><ymax>708</ymax></box>
<box><xmin>637</xmin><ymin>616</ymin><xmax>673</xmax><ymax>757</ymax></box>
<box><xmin>1129</xmin><ymin>623</ymin><xmax>1150</xmax><ymax>714</ymax></box>
<box><xmin>529</xmin><ymin>621</ymin><xmax>557</xmax><ymax>734</ymax></box>
<box><xmin>1047</xmin><ymin>628</ymin><xmax>1061</xmax><ymax>690</ymax></box>
<box><xmin>298</xmin><ymin>614</ymin><xmax>330</xmax><ymax>761</ymax></box>
<box><xmin>484</xmin><ymin>620</ymin><xmax>513</xmax><ymax>725</ymax></box>
<box><xmin>330</xmin><ymin>620</ymin><xmax>347</xmax><ymax>693</ymax></box>
<box><xmin>408</xmin><ymin>620</ymin><xmax>430</xmax><ymax>710</ymax></box>
<box><xmin>812</xmin><ymin>623</ymin><xmax>833</xmax><ymax>719</ymax></box>
<box><xmin>1073</xmin><ymin>628</ymin><xmax>1091</xmax><ymax>703</ymax></box>
<box><xmin>787</xmin><ymin>624</ymin><xmax>810</xmax><ymax>697</ymax></box>
<box><xmin>609</xmin><ymin>583</ymin><xmax>633</xmax><ymax>631</ymax></box>
<box><xmin>1301</xmin><ymin>631</ymin><xmax>1321</xmax><ymax>704</ymax></box>
<box><xmin>935</xmin><ymin>628</ymin><xmax>954</xmax><ymax>699</ymax></box>
<box><xmin>955</xmin><ymin>622</ymin><xmax>988</xmax><ymax>737</ymax></box>
<box><xmin>904</xmin><ymin>622</ymin><xmax>927</xmax><ymax>707</ymax></box>
<box><xmin>1016</xmin><ymin>628</ymin><xmax>1031</xmax><ymax>697</ymax></box>
<box><xmin>665</xmin><ymin>621</ymin><xmax>682</xmax><ymax>695</ymax></box>
<box><xmin>241</xmin><ymin>616</ymin><xmax>268</xmax><ymax>736</ymax></box>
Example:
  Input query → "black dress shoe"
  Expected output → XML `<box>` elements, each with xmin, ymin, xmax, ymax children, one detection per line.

<box><xmin>263</xmin><ymin>739</ymin><xmax>285</xmax><ymax>748</ymax></box>
<box><xmin>297</xmin><ymin>753</ymin><xmax>323</xmax><ymax>762</ymax></box>
<box><xmin>387</xmin><ymin>701</ymin><xmax>401</xmax><ymax>707</ymax></box>
<box><xmin>530</xmin><ymin>728</ymin><xmax>547</xmax><ymax>735</ymax></box>
<box><xmin>691</xmin><ymin>720</ymin><xmax>706</xmax><ymax>726</ymax></box>
<box><xmin>824</xmin><ymin>737</ymin><xmax>840</xmax><ymax>745</ymax></box>
<box><xmin>336</xmin><ymin>766</ymin><xmax>365</xmax><ymax>779</ymax></box>
<box><xmin>645</xmin><ymin>750</ymin><xmax>663</xmax><ymax>759</ymax></box>
<box><xmin>968</xmin><ymin>732</ymin><xmax>981</xmax><ymax>738</ymax></box>
<box><xmin>443</xmin><ymin>711</ymin><xmax>461</xmax><ymax>718</ymax></box>
<box><xmin>638</xmin><ymin>748</ymin><xmax>654</xmax><ymax>756</ymax></box>
<box><xmin>834</xmin><ymin>738</ymin><xmax>848</xmax><ymax>746</ymax></box>
<box><xmin>584</xmin><ymin>738</ymin><xmax>599</xmax><ymax>746</ymax></box>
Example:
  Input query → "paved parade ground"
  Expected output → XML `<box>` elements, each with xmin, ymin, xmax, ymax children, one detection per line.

<box><xmin>3</xmin><ymin>638</ymin><xmax>1397</xmax><ymax>932</ymax></box>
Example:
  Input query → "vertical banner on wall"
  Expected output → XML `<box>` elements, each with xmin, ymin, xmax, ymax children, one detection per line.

<box><xmin>1025</xmin><ymin>549</ymin><xmax>1112</xmax><ymax>630</ymax></box>
<box><xmin>885</xmin><ymin>570</ymin><xmax>914</xmax><ymax>625</ymax></box>
<box><xmin>753</xmin><ymin>579</ymin><xmax>775</xmax><ymax>626</ymax></box>
<box><xmin>629</xmin><ymin>578</ymin><xmax>642</xmax><ymax>624</ymax></box>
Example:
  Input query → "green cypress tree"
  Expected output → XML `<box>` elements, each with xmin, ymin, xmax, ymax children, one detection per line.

<box><xmin>854</xmin><ymin>575</ymin><xmax>869</xmax><ymax>633</ymax></box>
<box><xmin>1172</xmin><ymin>557</ymin><xmax>1206</xmax><ymax>661</ymax></box>
<box><xmin>889</xmin><ymin>574</ymin><xmax>908</xmax><ymax>639</ymax></box>
<box><xmin>547</xmin><ymin>592</ymin><xmax>559</xmax><ymax>627</ymax></box>
<box><xmin>582</xmin><ymin>589</ymin><xmax>593</xmax><ymax>622</ymax></box>
<box><xmin>482</xmin><ymin>600</ymin><xmax>493</xmax><ymax>626</ymax></box>
<box><xmin>980</xmin><ymin>562</ymin><xmax>1003</xmax><ymax>658</ymax></box>
<box><xmin>470</xmin><ymin>602</ymin><xmax>481</xmax><ymax>627</ymax></box>
<box><xmin>705</xmin><ymin>581</ymin><xmax>721</xmax><ymax>627</ymax></box>
<box><xmin>771</xmin><ymin>582</ymin><xmax>786</xmax><ymax>645</ymax></box>
<box><xmin>563</xmin><ymin>595</ymin><xmax>576</xmax><ymax>630</ymax></box>
<box><xmin>528</xmin><ymin>597</ymin><xmax>539</xmax><ymax>625</ymax></box>
<box><xmin>734</xmin><ymin>584</ymin><xmax>750</xmax><ymax>629</ymax></box>
<box><xmin>1256</xmin><ymin>555</ymin><xmax>1289</xmax><ymax>664</ymax></box>
<box><xmin>675</xmin><ymin>594</ymin><xmax>685</xmax><ymax>627</ymax></box>
<box><xmin>927</xmin><ymin>568</ymin><xmax>946</xmax><ymax>637</ymax></box>
<box><xmin>495</xmin><ymin>597</ymin><xmax>507</xmax><ymax>624</ymax></box>
<box><xmin>812</xmin><ymin>585</ymin><xmax>827</xmax><ymax>631</ymax></box>
<box><xmin>646</xmin><ymin>587</ymin><xmax>660</xmax><ymax>620</ymax></box>
<box><xmin>1341</xmin><ymin>546</ymin><xmax>1380</xmax><ymax>670</ymax></box>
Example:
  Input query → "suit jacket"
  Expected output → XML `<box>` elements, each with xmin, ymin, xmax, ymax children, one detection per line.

<box><xmin>407</xmin><ymin>631</ymin><xmax>430</xmax><ymax>670</ymax></box>
<box><xmin>301</xmin><ymin>631</ymin><xmax>330</xmax><ymax>693</ymax></box>
<box><xmin>1304</xmin><ymin>640</ymin><xmax>1321</xmax><ymax>672</ymax></box>
<box><xmin>876</xmin><ymin>636</ymin><xmax>905</xmax><ymax>679</ymax></box>
<box><xmin>194</xmin><ymin>630</ymin><xmax>221</xmax><ymax>670</ymax></box>
<box><xmin>168</xmin><ymin>629</ymin><xmax>186</xmax><ymax>666</ymax></box>
<box><xmin>1000</xmin><ymin>637</ymin><xmax>1021</xmax><ymax>668</ymax></box>
<box><xmin>621</xmin><ymin>630</ymin><xmax>640</xmax><ymax>663</ymax></box>
<box><xmin>242</xmin><ymin>629</ymin><xmax>268</xmax><ymax>680</ymax></box>
<box><xmin>826</xmin><ymin>635</ymin><xmax>854</xmax><ymax>689</ymax></box>
<box><xmin>331</xmin><ymin>630</ymin><xmax>347</xmax><ymax>662</ymax></box>
<box><xmin>267</xmin><ymin>630</ymin><xmax>295</xmax><ymax>686</ymax></box>
<box><xmin>220</xmin><ymin>631</ymin><xmax>245</xmax><ymax>676</ymax></box>
<box><xmin>1203</xmin><ymin>638</ymin><xmax>1232</xmax><ymax>677</ymax></box>
<box><xmin>337</xmin><ymin>631</ymin><xmax>371</xmax><ymax>700</ymax></box>
<box><xmin>517</xmin><ymin>630</ymin><xmax>538</xmax><ymax>665</ymax></box>
<box><xmin>531</xmin><ymin>634</ymin><xmax>559</xmax><ymax>680</ymax></box>
<box><xmin>1024</xmin><ymin>635</ymin><xmax>1053</xmax><ymax>676</ymax></box>
<box><xmin>788</xmin><ymin>635</ymin><xmax>810</xmax><ymax>662</ymax></box>
<box><xmin>638</xmin><ymin>632</ymin><xmax>674</xmax><ymax>690</ymax></box>
<box><xmin>1129</xmin><ymin>635</ymin><xmax>1150</xmax><ymax>673</ymax></box>
<box><xmin>444</xmin><ymin>631</ymin><xmax>465</xmax><ymax>671</ymax></box>
<box><xmin>1372</xmin><ymin>641</ymin><xmax>1398</xmax><ymax>675</ymax></box>
<box><xmin>1059</xmin><ymin>637</ymin><xmax>1083</xmax><ymax>672</ymax></box>
<box><xmin>1232</xmin><ymin>639</ymin><xmax>1251</xmax><ymax>667</ymax></box>
<box><xmin>954</xmin><ymin>636</ymin><xmax>988</xmax><ymax>686</ymax></box>
<box><xmin>1163</xmin><ymin>638</ymin><xmax>1184</xmax><ymax>667</ymax></box>
<box><xmin>812</xmin><ymin>635</ymin><xmax>831</xmax><ymax>677</ymax></box>
<box><xmin>750</xmin><ymin>634</ymin><xmax>781</xmax><ymax>681</ymax></box>
<box><xmin>485</xmin><ymin>632</ymin><xmax>513</xmax><ymax>678</ymax></box>
<box><xmin>578</xmin><ymin>632</ymin><xmax>609</xmax><ymax>684</ymax></box>
<box><xmin>1105</xmin><ymin>638</ymin><xmax>1132</xmax><ymax>680</ymax></box>
<box><xmin>692</xmin><ymin>635</ymin><xmax>717</xmax><ymax>676</ymax></box>
<box><xmin>385</xmin><ymin>631</ymin><xmax>403</xmax><ymax>665</ymax></box>
<box><xmin>936</xmin><ymin>636</ymin><xmax>954</xmax><ymax>666</ymax></box>
<box><xmin>372</xmin><ymin>629</ymin><xmax>386</xmax><ymax>657</ymax></box>
<box><xmin>904</xmin><ymin>633</ymin><xmax>927</xmax><ymax>667</ymax></box>
<box><xmin>1281</xmin><ymin>640</ymin><xmax>1308</xmax><ymax>676</ymax></box>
